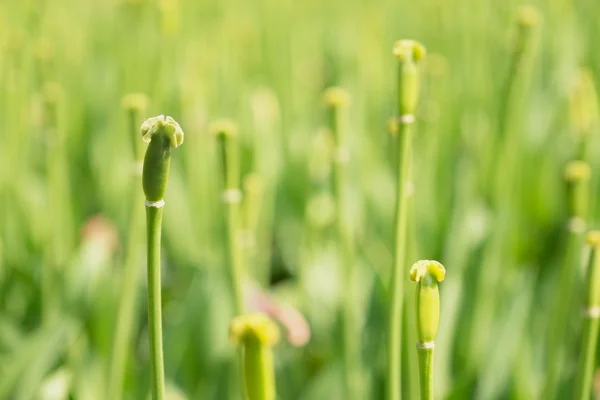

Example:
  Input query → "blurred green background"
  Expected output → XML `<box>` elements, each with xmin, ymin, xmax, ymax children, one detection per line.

<box><xmin>1</xmin><ymin>0</ymin><xmax>600</xmax><ymax>399</ymax></box>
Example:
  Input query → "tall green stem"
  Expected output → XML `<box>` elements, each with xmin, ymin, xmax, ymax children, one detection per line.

<box><xmin>146</xmin><ymin>205</ymin><xmax>165</xmax><ymax>400</ymax></box>
<box><xmin>543</xmin><ymin>161</ymin><xmax>590</xmax><ymax>398</ymax></box>
<box><xmin>230</xmin><ymin>313</ymin><xmax>280</xmax><ymax>400</ymax></box>
<box><xmin>213</xmin><ymin>120</ymin><xmax>245</xmax><ymax>316</ymax></box>
<box><xmin>417</xmin><ymin>347</ymin><xmax>433</xmax><ymax>400</ymax></box>
<box><xmin>574</xmin><ymin>232</ymin><xmax>600</xmax><ymax>400</ymax></box>
<box><xmin>140</xmin><ymin>115</ymin><xmax>184</xmax><ymax>400</ymax></box>
<box><xmin>108</xmin><ymin>96</ymin><xmax>148</xmax><ymax>400</ymax></box>
<box><xmin>410</xmin><ymin>260</ymin><xmax>445</xmax><ymax>400</ymax></box>
<box><xmin>387</xmin><ymin>40</ymin><xmax>426</xmax><ymax>400</ymax></box>
<box><xmin>324</xmin><ymin>87</ymin><xmax>360</xmax><ymax>399</ymax></box>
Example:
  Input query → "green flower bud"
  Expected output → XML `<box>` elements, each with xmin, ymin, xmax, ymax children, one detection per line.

<box><xmin>570</xmin><ymin>69</ymin><xmax>599</xmax><ymax>140</ymax></box>
<box><xmin>410</xmin><ymin>260</ymin><xmax>446</xmax><ymax>343</ymax></box>
<box><xmin>393</xmin><ymin>40</ymin><xmax>426</xmax><ymax>117</ymax></box>
<box><xmin>564</xmin><ymin>160</ymin><xmax>591</xmax><ymax>220</ymax></box>
<box><xmin>513</xmin><ymin>6</ymin><xmax>541</xmax><ymax>56</ymax></box>
<box><xmin>230</xmin><ymin>313</ymin><xmax>280</xmax><ymax>400</ymax></box>
<box><xmin>323</xmin><ymin>87</ymin><xmax>351</xmax><ymax>108</ymax></box>
<box><xmin>141</xmin><ymin>115</ymin><xmax>184</xmax><ymax>201</ymax></box>
<box><xmin>122</xmin><ymin>93</ymin><xmax>150</xmax><ymax>113</ymax></box>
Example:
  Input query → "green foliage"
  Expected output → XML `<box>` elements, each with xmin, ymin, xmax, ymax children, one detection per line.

<box><xmin>1</xmin><ymin>0</ymin><xmax>600</xmax><ymax>399</ymax></box>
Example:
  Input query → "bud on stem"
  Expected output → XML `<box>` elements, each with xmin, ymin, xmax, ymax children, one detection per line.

<box><xmin>140</xmin><ymin>115</ymin><xmax>184</xmax><ymax>400</ymax></box>
<box><xmin>410</xmin><ymin>260</ymin><xmax>446</xmax><ymax>400</ymax></box>
<box><xmin>564</xmin><ymin>161</ymin><xmax>591</xmax><ymax>222</ymax></box>
<box><xmin>230</xmin><ymin>313</ymin><xmax>280</xmax><ymax>400</ymax></box>
<box><xmin>574</xmin><ymin>233</ymin><xmax>600</xmax><ymax>400</ymax></box>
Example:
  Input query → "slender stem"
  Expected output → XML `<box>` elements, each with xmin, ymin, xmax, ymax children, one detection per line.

<box><xmin>146</xmin><ymin>205</ymin><xmax>166</xmax><ymax>400</ymax></box>
<box><xmin>543</xmin><ymin>229</ymin><xmax>583</xmax><ymax>397</ymax></box>
<box><xmin>544</xmin><ymin>161</ymin><xmax>589</xmax><ymax>399</ymax></box>
<box><xmin>417</xmin><ymin>347</ymin><xmax>434</xmax><ymax>400</ymax></box>
<box><xmin>107</xmin><ymin>107</ymin><xmax>146</xmax><ymax>400</ymax></box>
<box><xmin>214</xmin><ymin>123</ymin><xmax>245</xmax><ymax>316</ymax></box>
<box><xmin>230</xmin><ymin>313</ymin><xmax>279</xmax><ymax>400</ymax></box>
<box><xmin>326</xmin><ymin>88</ymin><xmax>360</xmax><ymax>399</ymax></box>
<box><xmin>574</xmin><ymin>233</ymin><xmax>600</xmax><ymax>400</ymax></box>
<box><xmin>387</xmin><ymin>119</ymin><xmax>413</xmax><ymax>400</ymax></box>
<box><xmin>410</xmin><ymin>261</ymin><xmax>445</xmax><ymax>400</ymax></box>
<box><xmin>139</xmin><ymin>115</ymin><xmax>183</xmax><ymax>400</ymax></box>
<box><xmin>107</xmin><ymin>198</ymin><xmax>144</xmax><ymax>400</ymax></box>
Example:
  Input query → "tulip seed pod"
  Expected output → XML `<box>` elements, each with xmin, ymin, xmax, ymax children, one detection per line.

<box><xmin>410</xmin><ymin>260</ymin><xmax>446</xmax><ymax>400</ymax></box>
<box><xmin>230</xmin><ymin>313</ymin><xmax>280</xmax><ymax>400</ymax></box>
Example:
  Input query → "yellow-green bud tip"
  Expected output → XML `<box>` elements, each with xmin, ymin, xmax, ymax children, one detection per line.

<box><xmin>517</xmin><ymin>5</ymin><xmax>540</xmax><ymax>27</ymax></box>
<box><xmin>564</xmin><ymin>160</ymin><xmax>591</xmax><ymax>182</ymax></box>
<box><xmin>122</xmin><ymin>93</ymin><xmax>149</xmax><ymax>112</ymax></box>
<box><xmin>410</xmin><ymin>260</ymin><xmax>446</xmax><ymax>283</ymax></box>
<box><xmin>230</xmin><ymin>313</ymin><xmax>280</xmax><ymax>347</ymax></box>
<box><xmin>141</xmin><ymin>115</ymin><xmax>184</xmax><ymax>148</ymax></box>
<box><xmin>393</xmin><ymin>40</ymin><xmax>426</xmax><ymax>63</ymax></box>
<box><xmin>586</xmin><ymin>231</ymin><xmax>600</xmax><ymax>247</ymax></box>
<box><xmin>323</xmin><ymin>87</ymin><xmax>351</xmax><ymax>107</ymax></box>
<box><xmin>387</xmin><ymin>116</ymin><xmax>398</xmax><ymax>135</ymax></box>
<box><xmin>209</xmin><ymin>119</ymin><xmax>238</xmax><ymax>137</ymax></box>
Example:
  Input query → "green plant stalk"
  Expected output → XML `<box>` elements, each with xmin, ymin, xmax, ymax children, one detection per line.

<box><xmin>410</xmin><ymin>260</ymin><xmax>445</xmax><ymax>400</ymax></box>
<box><xmin>573</xmin><ymin>233</ymin><xmax>600</xmax><ymax>400</ymax></box>
<box><xmin>250</xmin><ymin>90</ymin><xmax>281</xmax><ymax>285</ymax></box>
<box><xmin>403</xmin><ymin>210</ymin><xmax>420</xmax><ymax>400</ymax></box>
<box><xmin>325</xmin><ymin>88</ymin><xmax>360</xmax><ymax>399</ymax></box>
<box><xmin>146</xmin><ymin>205</ymin><xmax>166</xmax><ymax>400</ymax></box>
<box><xmin>107</xmin><ymin>106</ymin><xmax>147</xmax><ymax>400</ymax></box>
<box><xmin>543</xmin><ymin>161</ymin><xmax>590</xmax><ymax>399</ymax></box>
<box><xmin>140</xmin><ymin>115</ymin><xmax>184</xmax><ymax>400</ymax></box>
<box><xmin>417</xmin><ymin>347</ymin><xmax>434</xmax><ymax>400</ymax></box>
<box><xmin>230</xmin><ymin>313</ymin><xmax>279</xmax><ymax>400</ymax></box>
<box><xmin>241</xmin><ymin>174</ymin><xmax>264</xmax><ymax>282</ymax></box>
<box><xmin>387</xmin><ymin>40</ymin><xmax>425</xmax><ymax>400</ymax></box>
<box><xmin>216</xmin><ymin>126</ymin><xmax>244</xmax><ymax>316</ymax></box>
<box><xmin>387</xmin><ymin>117</ymin><xmax>413</xmax><ymax>400</ymax></box>
<box><xmin>43</xmin><ymin>86</ymin><xmax>74</xmax><ymax>324</ymax></box>
<box><xmin>243</xmin><ymin>339</ymin><xmax>276</xmax><ymax>400</ymax></box>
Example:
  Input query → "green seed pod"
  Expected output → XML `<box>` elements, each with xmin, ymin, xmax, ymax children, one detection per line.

<box><xmin>230</xmin><ymin>313</ymin><xmax>280</xmax><ymax>400</ymax></box>
<box><xmin>570</xmin><ymin>69</ymin><xmax>599</xmax><ymax>145</ymax></box>
<box><xmin>323</xmin><ymin>87</ymin><xmax>351</xmax><ymax>108</ymax></box>
<box><xmin>513</xmin><ymin>6</ymin><xmax>540</xmax><ymax>56</ymax></box>
<box><xmin>410</xmin><ymin>260</ymin><xmax>446</xmax><ymax>343</ymax></box>
<box><xmin>393</xmin><ymin>40</ymin><xmax>426</xmax><ymax>117</ymax></box>
<box><xmin>122</xmin><ymin>93</ymin><xmax>150</xmax><ymax>113</ymax></box>
<box><xmin>123</xmin><ymin>93</ymin><xmax>150</xmax><ymax>162</ymax></box>
<box><xmin>210</xmin><ymin>119</ymin><xmax>239</xmax><ymax>192</ymax></box>
<box><xmin>564</xmin><ymin>161</ymin><xmax>591</xmax><ymax>220</ymax></box>
<box><xmin>141</xmin><ymin>115</ymin><xmax>184</xmax><ymax>201</ymax></box>
<box><xmin>584</xmin><ymin>232</ymin><xmax>600</xmax><ymax>308</ymax></box>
